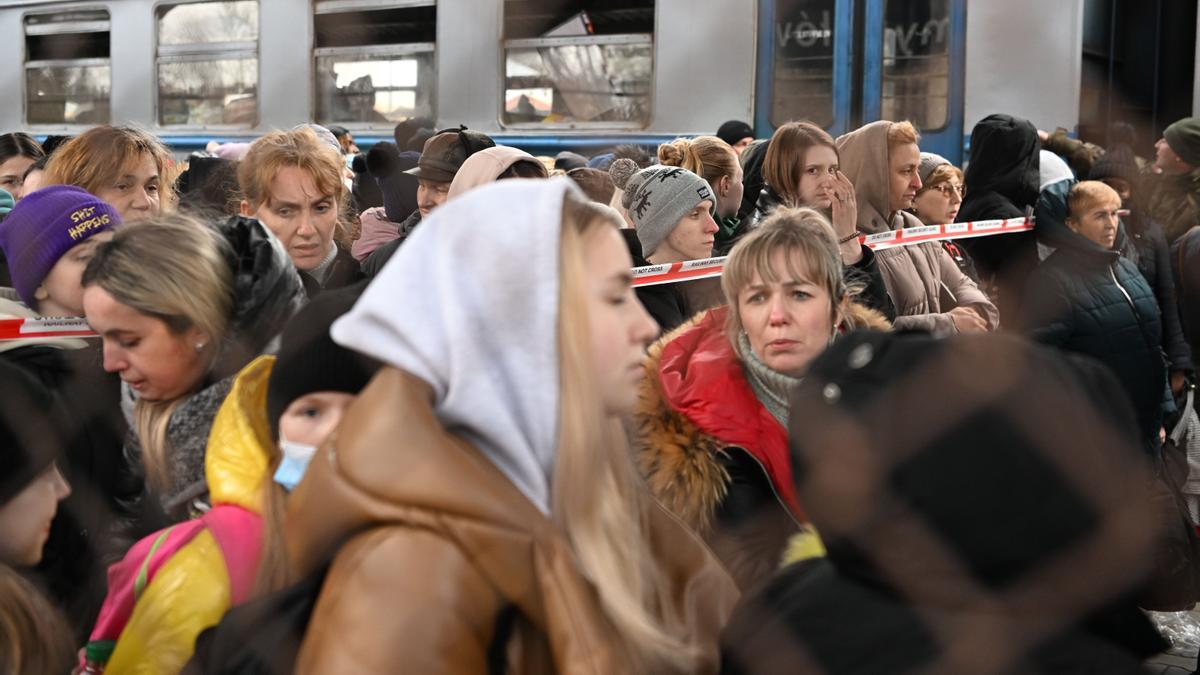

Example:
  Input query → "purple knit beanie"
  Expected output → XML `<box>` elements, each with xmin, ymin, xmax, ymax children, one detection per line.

<box><xmin>0</xmin><ymin>185</ymin><xmax>121</xmax><ymax>307</ymax></box>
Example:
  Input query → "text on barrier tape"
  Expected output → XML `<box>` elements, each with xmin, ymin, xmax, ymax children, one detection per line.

<box><xmin>0</xmin><ymin>317</ymin><xmax>95</xmax><ymax>341</ymax></box>
<box><xmin>631</xmin><ymin>217</ymin><xmax>1034</xmax><ymax>288</ymax></box>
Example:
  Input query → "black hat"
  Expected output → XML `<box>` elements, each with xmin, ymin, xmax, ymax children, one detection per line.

<box><xmin>1088</xmin><ymin>144</ymin><xmax>1140</xmax><ymax>187</ymax></box>
<box><xmin>404</xmin><ymin>126</ymin><xmax>496</xmax><ymax>183</ymax></box>
<box><xmin>0</xmin><ymin>361</ymin><xmax>64</xmax><ymax>505</ymax></box>
<box><xmin>717</xmin><ymin>120</ymin><xmax>755</xmax><ymax>147</ymax></box>
<box><xmin>554</xmin><ymin>151</ymin><xmax>587</xmax><ymax>172</ymax></box>
<box><xmin>266</xmin><ymin>283</ymin><xmax>383</xmax><ymax>441</ymax></box>
<box><xmin>366</xmin><ymin>142</ymin><xmax>420</xmax><ymax>222</ymax></box>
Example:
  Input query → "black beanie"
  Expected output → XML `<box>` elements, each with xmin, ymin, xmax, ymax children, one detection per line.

<box><xmin>717</xmin><ymin>120</ymin><xmax>755</xmax><ymax>146</ymax></box>
<box><xmin>0</xmin><ymin>361</ymin><xmax>63</xmax><ymax>505</ymax></box>
<box><xmin>266</xmin><ymin>283</ymin><xmax>383</xmax><ymax>441</ymax></box>
<box><xmin>366</xmin><ymin>142</ymin><xmax>420</xmax><ymax>222</ymax></box>
<box><xmin>1088</xmin><ymin>145</ymin><xmax>1140</xmax><ymax>187</ymax></box>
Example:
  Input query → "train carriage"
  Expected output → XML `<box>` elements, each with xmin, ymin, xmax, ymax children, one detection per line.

<box><xmin>0</xmin><ymin>0</ymin><xmax>1192</xmax><ymax>163</ymax></box>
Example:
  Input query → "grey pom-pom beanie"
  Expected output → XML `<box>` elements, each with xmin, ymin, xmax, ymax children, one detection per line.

<box><xmin>610</xmin><ymin>163</ymin><xmax>714</xmax><ymax>256</ymax></box>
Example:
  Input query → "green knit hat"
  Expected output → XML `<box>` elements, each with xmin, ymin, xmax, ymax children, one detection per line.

<box><xmin>1164</xmin><ymin>117</ymin><xmax>1200</xmax><ymax>168</ymax></box>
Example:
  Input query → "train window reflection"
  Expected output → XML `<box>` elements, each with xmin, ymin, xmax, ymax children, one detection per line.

<box><xmin>770</xmin><ymin>0</ymin><xmax>836</xmax><ymax>129</ymax></box>
<box><xmin>502</xmin><ymin>2</ymin><xmax>654</xmax><ymax>128</ymax></box>
<box><xmin>313</xmin><ymin>2</ymin><xmax>437</xmax><ymax>126</ymax></box>
<box><xmin>23</xmin><ymin>10</ymin><xmax>111</xmax><ymax>125</ymax></box>
<box><xmin>881</xmin><ymin>0</ymin><xmax>950</xmax><ymax>130</ymax></box>
<box><xmin>156</xmin><ymin>1</ymin><xmax>260</xmax><ymax>127</ymax></box>
<box><xmin>159</xmin><ymin>0</ymin><xmax>258</xmax><ymax>44</ymax></box>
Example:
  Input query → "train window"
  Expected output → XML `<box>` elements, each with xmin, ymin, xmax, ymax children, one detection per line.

<box><xmin>502</xmin><ymin>1</ymin><xmax>654</xmax><ymax>128</ymax></box>
<box><xmin>156</xmin><ymin>1</ymin><xmax>260</xmax><ymax>127</ymax></box>
<box><xmin>313</xmin><ymin>1</ymin><xmax>437</xmax><ymax>126</ymax></box>
<box><xmin>769</xmin><ymin>0</ymin><xmax>836</xmax><ymax>129</ymax></box>
<box><xmin>24</xmin><ymin>10</ymin><xmax>112</xmax><ymax>125</ymax></box>
<box><xmin>881</xmin><ymin>0</ymin><xmax>950</xmax><ymax>130</ymax></box>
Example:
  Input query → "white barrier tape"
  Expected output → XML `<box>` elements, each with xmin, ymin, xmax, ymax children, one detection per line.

<box><xmin>0</xmin><ymin>218</ymin><xmax>1035</xmax><ymax>340</ymax></box>
<box><xmin>632</xmin><ymin>217</ymin><xmax>1034</xmax><ymax>288</ymax></box>
<box><xmin>0</xmin><ymin>317</ymin><xmax>96</xmax><ymax>341</ymax></box>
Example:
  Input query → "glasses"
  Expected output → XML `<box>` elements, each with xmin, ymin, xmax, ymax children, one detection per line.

<box><xmin>929</xmin><ymin>183</ymin><xmax>964</xmax><ymax>198</ymax></box>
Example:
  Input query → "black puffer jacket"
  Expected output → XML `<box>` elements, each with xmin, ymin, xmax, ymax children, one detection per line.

<box><xmin>1119</xmin><ymin>211</ymin><xmax>1192</xmax><ymax>374</ymax></box>
<box><xmin>1021</xmin><ymin>224</ymin><xmax>1166</xmax><ymax>452</ymax></box>
<box><xmin>958</xmin><ymin>114</ymin><xmax>1041</xmax><ymax>319</ymax></box>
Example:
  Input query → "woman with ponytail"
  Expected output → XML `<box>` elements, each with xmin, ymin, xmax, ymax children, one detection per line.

<box><xmin>286</xmin><ymin>179</ymin><xmax>737</xmax><ymax>673</ymax></box>
<box><xmin>658</xmin><ymin>137</ymin><xmax>746</xmax><ymax>254</ymax></box>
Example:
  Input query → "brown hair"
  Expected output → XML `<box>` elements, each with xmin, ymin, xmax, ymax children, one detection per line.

<box><xmin>762</xmin><ymin>121</ymin><xmax>838</xmax><ymax>207</ymax></box>
<box><xmin>44</xmin><ymin>125</ymin><xmax>174</xmax><ymax>206</ymax></box>
<box><xmin>0</xmin><ymin>564</ymin><xmax>74</xmax><ymax>674</ymax></box>
<box><xmin>721</xmin><ymin>206</ymin><xmax>857</xmax><ymax>351</ymax></box>
<box><xmin>887</xmin><ymin>121</ymin><xmax>921</xmax><ymax>148</ymax></box>
<box><xmin>237</xmin><ymin>129</ymin><xmax>353</xmax><ymax>248</ymax></box>
<box><xmin>658</xmin><ymin>136</ymin><xmax>739</xmax><ymax>188</ymax></box>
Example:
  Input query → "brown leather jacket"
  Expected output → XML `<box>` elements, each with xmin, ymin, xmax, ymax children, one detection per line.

<box><xmin>286</xmin><ymin>368</ymin><xmax>738</xmax><ymax>674</ymax></box>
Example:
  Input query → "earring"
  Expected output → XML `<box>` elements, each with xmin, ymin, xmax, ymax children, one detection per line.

<box><xmin>195</xmin><ymin>342</ymin><xmax>206</xmax><ymax>352</ymax></box>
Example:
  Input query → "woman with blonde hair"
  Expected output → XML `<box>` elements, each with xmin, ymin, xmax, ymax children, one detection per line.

<box><xmin>633</xmin><ymin>207</ymin><xmax>891</xmax><ymax>591</ymax></box>
<box><xmin>285</xmin><ymin>179</ymin><xmax>737</xmax><ymax>673</ymax></box>
<box><xmin>239</xmin><ymin>128</ymin><xmax>364</xmax><ymax>296</ymax></box>
<box><xmin>43</xmin><ymin>125</ymin><xmax>172</xmax><ymax>222</ymax></box>
<box><xmin>80</xmin><ymin>214</ymin><xmax>303</xmax><ymax>526</ymax></box>
<box><xmin>659</xmin><ymin>136</ymin><xmax>745</xmax><ymax>254</ymax></box>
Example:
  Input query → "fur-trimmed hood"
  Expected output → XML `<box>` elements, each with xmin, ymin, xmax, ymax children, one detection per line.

<box><xmin>632</xmin><ymin>302</ymin><xmax>890</xmax><ymax>534</ymax></box>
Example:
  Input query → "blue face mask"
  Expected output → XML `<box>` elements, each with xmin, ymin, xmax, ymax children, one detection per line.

<box><xmin>273</xmin><ymin>438</ymin><xmax>318</xmax><ymax>492</ymax></box>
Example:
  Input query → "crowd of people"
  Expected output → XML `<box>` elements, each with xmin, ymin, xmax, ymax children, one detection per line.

<box><xmin>0</xmin><ymin>109</ymin><xmax>1197</xmax><ymax>673</ymax></box>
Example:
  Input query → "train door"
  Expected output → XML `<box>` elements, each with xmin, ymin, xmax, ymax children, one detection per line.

<box><xmin>756</xmin><ymin>0</ymin><xmax>967</xmax><ymax>163</ymax></box>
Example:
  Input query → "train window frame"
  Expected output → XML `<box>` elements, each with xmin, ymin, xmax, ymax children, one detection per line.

<box><xmin>153</xmin><ymin>0</ymin><xmax>262</xmax><ymax>130</ymax></box>
<box><xmin>311</xmin><ymin>0</ymin><xmax>438</xmax><ymax>131</ymax></box>
<box><xmin>499</xmin><ymin>4</ymin><xmax>657</xmax><ymax>131</ymax></box>
<box><xmin>878</xmin><ymin>0</ymin><xmax>952</xmax><ymax>134</ymax></box>
<box><xmin>22</xmin><ymin>6</ymin><xmax>113</xmax><ymax>129</ymax></box>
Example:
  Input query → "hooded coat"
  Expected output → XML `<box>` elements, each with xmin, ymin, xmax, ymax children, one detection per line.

<box><xmin>632</xmin><ymin>304</ymin><xmax>891</xmax><ymax>591</ymax></box>
<box><xmin>720</xmin><ymin>331</ymin><xmax>1167</xmax><ymax>675</ymax></box>
<box><xmin>957</xmin><ymin>114</ymin><xmax>1042</xmax><ymax>319</ymax></box>
<box><xmin>836</xmin><ymin>122</ymin><xmax>998</xmax><ymax>335</ymax></box>
<box><xmin>86</xmin><ymin>357</ymin><xmax>276</xmax><ymax>673</ymax></box>
<box><xmin>1149</xmin><ymin>168</ymin><xmax>1200</xmax><ymax>244</ymax></box>
<box><xmin>291</xmin><ymin>180</ymin><xmax>737</xmax><ymax>673</ymax></box>
<box><xmin>1021</xmin><ymin>202</ymin><xmax>1166</xmax><ymax>452</ymax></box>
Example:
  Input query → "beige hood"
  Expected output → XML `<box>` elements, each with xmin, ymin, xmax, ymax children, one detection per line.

<box><xmin>447</xmin><ymin>146</ymin><xmax>539</xmax><ymax>200</ymax></box>
<box><xmin>836</xmin><ymin>121</ymin><xmax>897</xmax><ymax>234</ymax></box>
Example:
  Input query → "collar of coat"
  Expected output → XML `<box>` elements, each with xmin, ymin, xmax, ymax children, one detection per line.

<box><xmin>632</xmin><ymin>303</ymin><xmax>891</xmax><ymax>533</ymax></box>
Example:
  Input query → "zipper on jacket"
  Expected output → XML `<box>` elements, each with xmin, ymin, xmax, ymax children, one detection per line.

<box><xmin>1111</xmin><ymin>265</ymin><xmax>1137</xmax><ymax>312</ymax></box>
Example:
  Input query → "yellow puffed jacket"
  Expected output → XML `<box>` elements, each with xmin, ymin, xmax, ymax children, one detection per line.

<box><xmin>87</xmin><ymin>356</ymin><xmax>275</xmax><ymax>674</ymax></box>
